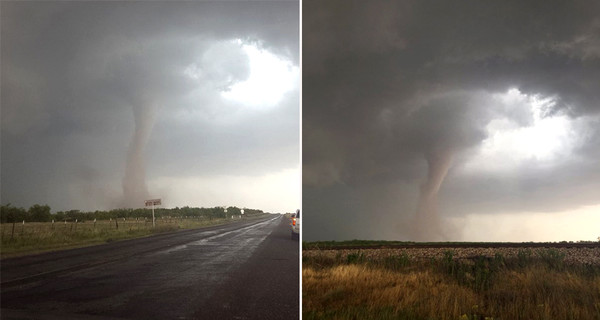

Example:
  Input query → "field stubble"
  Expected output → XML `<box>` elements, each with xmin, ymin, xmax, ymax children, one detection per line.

<box><xmin>303</xmin><ymin>246</ymin><xmax>600</xmax><ymax>320</ymax></box>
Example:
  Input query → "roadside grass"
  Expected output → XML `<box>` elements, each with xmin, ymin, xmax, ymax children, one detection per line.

<box><xmin>0</xmin><ymin>214</ymin><xmax>269</xmax><ymax>258</ymax></box>
<box><xmin>303</xmin><ymin>249</ymin><xmax>600</xmax><ymax>320</ymax></box>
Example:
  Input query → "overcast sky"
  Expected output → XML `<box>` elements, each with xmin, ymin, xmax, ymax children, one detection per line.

<box><xmin>1</xmin><ymin>1</ymin><xmax>299</xmax><ymax>213</ymax></box>
<box><xmin>303</xmin><ymin>0</ymin><xmax>600</xmax><ymax>242</ymax></box>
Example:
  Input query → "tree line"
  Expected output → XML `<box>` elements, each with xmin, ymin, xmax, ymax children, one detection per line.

<box><xmin>0</xmin><ymin>204</ymin><xmax>265</xmax><ymax>223</ymax></box>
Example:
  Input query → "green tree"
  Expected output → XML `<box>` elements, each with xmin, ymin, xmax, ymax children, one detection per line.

<box><xmin>29</xmin><ymin>204</ymin><xmax>52</xmax><ymax>222</ymax></box>
<box><xmin>1</xmin><ymin>204</ymin><xmax>28</xmax><ymax>223</ymax></box>
<box><xmin>54</xmin><ymin>211</ymin><xmax>66</xmax><ymax>221</ymax></box>
<box><xmin>227</xmin><ymin>206</ymin><xmax>242</xmax><ymax>216</ymax></box>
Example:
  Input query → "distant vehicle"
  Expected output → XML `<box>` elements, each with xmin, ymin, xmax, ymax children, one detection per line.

<box><xmin>291</xmin><ymin>209</ymin><xmax>300</xmax><ymax>240</ymax></box>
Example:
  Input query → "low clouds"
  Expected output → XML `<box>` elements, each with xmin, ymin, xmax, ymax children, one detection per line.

<box><xmin>303</xmin><ymin>0</ymin><xmax>600</xmax><ymax>241</ymax></box>
<box><xmin>1</xmin><ymin>1</ymin><xmax>299</xmax><ymax>212</ymax></box>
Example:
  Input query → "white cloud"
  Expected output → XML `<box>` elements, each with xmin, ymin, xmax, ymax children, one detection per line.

<box><xmin>462</xmin><ymin>89</ymin><xmax>578</xmax><ymax>173</ymax></box>
<box><xmin>221</xmin><ymin>43</ymin><xmax>299</xmax><ymax>108</ymax></box>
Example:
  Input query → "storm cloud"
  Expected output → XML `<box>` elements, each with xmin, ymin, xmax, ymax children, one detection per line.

<box><xmin>2</xmin><ymin>1</ymin><xmax>299</xmax><ymax>212</ymax></box>
<box><xmin>303</xmin><ymin>0</ymin><xmax>600</xmax><ymax>241</ymax></box>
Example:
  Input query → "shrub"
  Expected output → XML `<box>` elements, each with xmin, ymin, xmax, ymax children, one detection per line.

<box><xmin>346</xmin><ymin>252</ymin><xmax>365</xmax><ymax>264</ymax></box>
<box><xmin>517</xmin><ymin>249</ymin><xmax>532</xmax><ymax>268</ymax></box>
<box><xmin>382</xmin><ymin>253</ymin><xmax>411</xmax><ymax>270</ymax></box>
<box><xmin>538</xmin><ymin>248</ymin><xmax>565</xmax><ymax>270</ymax></box>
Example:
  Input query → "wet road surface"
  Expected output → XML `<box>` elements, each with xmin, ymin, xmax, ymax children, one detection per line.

<box><xmin>1</xmin><ymin>215</ymin><xmax>299</xmax><ymax>319</ymax></box>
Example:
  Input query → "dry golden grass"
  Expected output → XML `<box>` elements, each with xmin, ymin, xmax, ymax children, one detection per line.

<box><xmin>304</xmin><ymin>265</ymin><xmax>479</xmax><ymax>320</ymax></box>
<box><xmin>483</xmin><ymin>269</ymin><xmax>600</xmax><ymax>319</ymax></box>
<box><xmin>303</xmin><ymin>252</ymin><xmax>600</xmax><ymax>320</ymax></box>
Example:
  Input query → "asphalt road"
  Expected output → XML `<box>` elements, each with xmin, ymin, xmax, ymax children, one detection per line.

<box><xmin>1</xmin><ymin>215</ymin><xmax>299</xmax><ymax>320</ymax></box>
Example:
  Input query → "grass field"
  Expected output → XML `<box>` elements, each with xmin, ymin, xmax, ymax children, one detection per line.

<box><xmin>303</xmin><ymin>246</ymin><xmax>600</xmax><ymax>320</ymax></box>
<box><xmin>0</xmin><ymin>214</ymin><xmax>269</xmax><ymax>258</ymax></box>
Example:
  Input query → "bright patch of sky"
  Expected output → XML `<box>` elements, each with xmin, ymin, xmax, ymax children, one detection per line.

<box><xmin>450</xmin><ymin>204</ymin><xmax>600</xmax><ymax>242</ymax></box>
<box><xmin>221</xmin><ymin>42</ymin><xmax>299</xmax><ymax>108</ymax></box>
<box><xmin>463</xmin><ymin>88</ymin><xmax>578</xmax><ymax>173</ymax></box>
<box><xmin>451</xmin><ymin>89</ymin><xmax>600</xmax><ymax>242</ymax></box>
<box><xmin>148</xmin><ymin>168</ymin><xmax>300</xmax><ymax>213</ymax></box>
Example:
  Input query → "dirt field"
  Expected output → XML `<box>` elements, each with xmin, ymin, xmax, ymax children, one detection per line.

<box><xmin>303</xmin><ymin>245</ymin><xmax>600</xmax><ymax>265</ymax></box>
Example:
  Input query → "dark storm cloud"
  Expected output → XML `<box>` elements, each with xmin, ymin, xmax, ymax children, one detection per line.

<box><xmin>303</xmin><ymin>0</ymin><xmax>600</xmax><ymax>240</ymax></box>
<box><xmin>1</xmin><ymin>1</ymin><xmax>298</xmax><ymax>211</ymax></box>
<box><xmin>150</xmin><ymin>89</ymin><xmax>300</xmax><ymax>177</ymax></box>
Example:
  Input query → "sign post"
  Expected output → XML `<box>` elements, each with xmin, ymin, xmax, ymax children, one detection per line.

<box><xmin>145</xmin><ymin>199</ymin><xmax>162</xmax><ymax>228</ymax></box>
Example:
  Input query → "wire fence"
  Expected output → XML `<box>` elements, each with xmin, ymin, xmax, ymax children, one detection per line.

<box><xmin>0</xmin><ymin>214</ymin><xmax>257</xmax><ymax>256</ymax></box>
